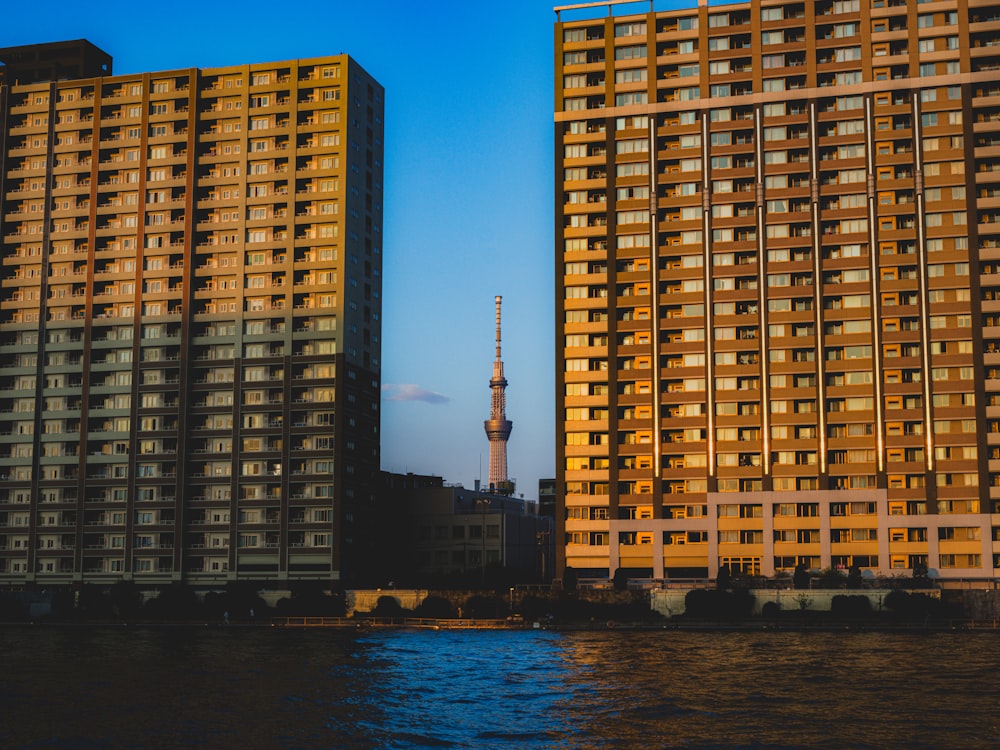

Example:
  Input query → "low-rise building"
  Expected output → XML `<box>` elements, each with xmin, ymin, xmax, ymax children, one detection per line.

<box><xmin>379</xmin><ymin>473</ymin><xmax>552</xmax><ymax>585</ymax></box>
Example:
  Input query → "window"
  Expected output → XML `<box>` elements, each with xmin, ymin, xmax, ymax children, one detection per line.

<box><xmin>616</xmin><ymin>92</ymin><xmax>648</xmax><ymax>106</ymax></box>
<box><xmin>615</xmin><ymin>22</ymin><xmax>646</xmax><ymax>37</ymax></box>
<box><xmin>615</xmin><ymin>45</ymin><xmax>646</xmax><ymax>61</ymax></box>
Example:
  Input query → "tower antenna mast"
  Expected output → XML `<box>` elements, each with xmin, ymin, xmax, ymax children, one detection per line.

<box><xmin>484</xmin><ymin>296</ymin><xmax>513</xmax><ymax>494</ymax></box>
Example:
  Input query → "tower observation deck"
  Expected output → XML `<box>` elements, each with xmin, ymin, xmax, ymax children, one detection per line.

<box><xmin>484</xmin><ymin>296</ymin><xmax>514</xmax><ymax>494</ymax></box>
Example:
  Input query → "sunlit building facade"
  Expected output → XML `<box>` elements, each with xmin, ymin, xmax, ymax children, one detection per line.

<box><xmin>555</xmin><ymin>0</ymin><xmax>1000</xmax><ymax>581</ymax></box>
<box><xmin>0</xmin><ymin>42</ymin><xmax>383</xmax><ymax>586</ymax></box>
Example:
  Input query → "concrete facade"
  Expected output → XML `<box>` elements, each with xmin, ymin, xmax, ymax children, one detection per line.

<box><xmin>554</xmin><ymin>0</ymin><xmax>1000</xmax><ymax>583</ymax></box>
<box><xmin>0</xmin><ymin>42</ymin><xmax>384</xmax><ymax>586</ymax></box>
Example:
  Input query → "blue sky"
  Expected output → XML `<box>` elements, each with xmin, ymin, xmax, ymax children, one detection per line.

<box><xmin>6</xmin><ymin>0</ymin><xmax>569</xmax><ymax>495</ymax></box>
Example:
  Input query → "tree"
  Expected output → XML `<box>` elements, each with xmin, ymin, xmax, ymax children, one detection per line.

<box><xmin>221</xmin><ymin>581</ymin><xmax>267</xmax><ymax>620</ymax></box>
<box><xmin>413</xmin><ymin>595</ymin><xmax>455</xmax><ymax>619</ymax></box>
<box><xmin>612</xmin><ymin>568</ymin><xmax>629</xmax><ymax>592</ymax></box>
<box><xmin>371</xmin><ymin>595</ymin><xmax>406</xmax><ymax>618</ymax></box>
<box><xmin>143</xmin><ymin>583</ymin><xmax>202</xmax><ymax>620</ymax></box>
<box><xmin>817</xmin><ymin>568</ymin><xmax>847</xmax><ymax>589</ymax></box>
<box><xmin>109</xmin><ymin>581</ymin><xmax>142</xmax><ymax>620</ymax></box>
<box><xmin>76</xmin><ymin>584</ymin><xmax>114</xmax><ymax>620</ymax></box>
<box><xmin>464</xmin><ymin>594</ymin><xmax>503</xmax><ymax>619</ymax></box>
<box><xmin>885</xmin><ymin>589</ymin><xmax>938</xmax><ymax>620</ymax></box>
<box><xmin>0</xmin><ymin>590</ymin><xmax>29</xmax><ymax>621</ymax></box>
<box><xmin>561</xmin><ymin>567</ymin><xmax>578</xmax><ymax>593</ymax></box>
<box><xmin>761</xmin><ymin>601</ymin><xmax>781</xmax><ymax>619</ymax></box>
<box><xmin>846</xmin><ymin>565</ymin><xmax>863</xmax><ymax>589</ymax></box>
<box><xmin>793</xmin><ymin>563</ymin><xmax>811</xmax><ymax>590</ymax></box>
<box><xmin>277</xmin><ymin>582</ymin><xmax>345</xmax><ymax>617</ymax></box>
<box><xmin>716</xmin><ymin>564</ymin><xmax>732</xmax><ymax>590</ymax></box>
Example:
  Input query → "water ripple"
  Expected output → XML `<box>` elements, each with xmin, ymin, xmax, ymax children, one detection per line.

<box><xmin>2</xmin><ymin>627</ymin><xmax>999</xmax><ymax>748</ymax></box>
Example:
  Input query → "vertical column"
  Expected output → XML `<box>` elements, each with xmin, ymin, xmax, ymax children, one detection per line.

<box><xmin>174</xmin><ymin>68</ymin><xmax>200</xmax><ymax>579</ymax></box>
<box><xmin>701</xmin><ymin>111</ymin><xmax>715</xmax><ymax>478</ymax></box>
<box><xmin>809</xmin><ymin>101</ymin><xmax>829</xmax><ymax>478</ymax></box>
<box><xmin>26</xmin><ymin>82</ymin><xmax>61</xmax><ymax>579</ymax></box>
<box><xmin>647</xmin><ymin>118</ymin><xmax>661</xmax><ymax>480</ymax></box>
<box><xmin>754</xmin><ymin>107</ymin><xmax>771</xmax><ymax>478</ymax></box>
<box><xmin>761</xmin><ymin>495</ymin><xmax>775</xmax><ymax>577</ymax></box>
<box><xmin>863</xmin><ymin>95</ymin><xmax>886</xmax><ymax>478</ymax></box>
<box><xmin>910</xmin><ymin>92</ymin><xmax>936</xmax><ymax>477</ymax></box>
<box><xmin>126</xmin><ymin>74</ymin><xmax>152</xmax><ymax>576</ymax></box>
<box><xmin>76</xmin><ymin>78</ymin><xmax>102</xmax><ymax>576</ymax></box>
<box><xmin>819</xmin><ymin>497</ymin><xmax>832</xmax><ymax>571</ymax></box>
<box><xmin>959</xmin><ymin>81</ymin><xmax>991</xmax><ymax>510</ymax></box>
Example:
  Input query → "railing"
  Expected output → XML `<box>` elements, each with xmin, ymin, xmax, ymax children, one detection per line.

<box><xmin>568</xmin><ymin>577</ymin><xmax>1000</xmax><ymax>592</ymax></box>
<box><xmin>272</xmin><ymin>616</ymin><xmax>525</xmax><ymax>629</ymax></box>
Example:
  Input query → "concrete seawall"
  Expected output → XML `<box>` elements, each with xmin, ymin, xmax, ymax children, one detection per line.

<box><xmin>345</xmin><ymin>589</ymin><xmax>429</xmax><ymax>616</ymax></box>
<box><xmin>650</xmin><ymin>589</ymin><xmax>938</xmax><ymax>618</ymax></box>
<box><xmin>338</xmin><ymin>586</ymin><xmax>1000</xmax><ymax>620</ymax></box>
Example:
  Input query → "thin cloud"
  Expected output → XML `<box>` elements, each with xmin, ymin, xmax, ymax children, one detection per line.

<box><xmin>382</xmin><ymin>384</ymin><xmax>450</xmax><ymax>404</ymax></box>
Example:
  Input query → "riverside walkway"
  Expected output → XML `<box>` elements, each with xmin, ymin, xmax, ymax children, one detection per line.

<box><xmin>271</xmin><ymin>616</ymin><xmax>527</xmax><ymax>630</ymax></box>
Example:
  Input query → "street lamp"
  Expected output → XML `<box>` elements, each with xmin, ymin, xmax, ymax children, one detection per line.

<box><xmin>509</xmin><ymin>586</ymin><xmax>515</xmax><ymax>614</ymax></box>
<box><xmin>536</xmin><ymin>529</ymin><xmax>550</xmax><ymax>582</ymax></box>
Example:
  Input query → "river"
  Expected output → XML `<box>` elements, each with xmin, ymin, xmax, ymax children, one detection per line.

<box><xmin>0</xmin><ymin>625</ymin><xmax>996</xmax><ymax>749</ymax></box>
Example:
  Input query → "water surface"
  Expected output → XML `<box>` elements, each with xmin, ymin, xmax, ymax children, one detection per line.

<box><xmin>0</xmin><ymin>626</ymin><xmax>996</xmax><ymax>749</ymax></box>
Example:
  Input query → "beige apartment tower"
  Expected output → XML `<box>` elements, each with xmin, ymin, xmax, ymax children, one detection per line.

<box><xmin>555</xmin><ymin>0</ymin><xmax>1000</xmax><ymax>582</ymax></box>
<box><xmin>0</xmin><ymin>41</ymin><xmax>383</xmax><ymax>586</ymax></box>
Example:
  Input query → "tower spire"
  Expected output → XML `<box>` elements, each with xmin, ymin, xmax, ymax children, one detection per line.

<box><xmin>484</xmin><ymin>296</ymin><xmax>513</xmax><ymax>494</ymax></box>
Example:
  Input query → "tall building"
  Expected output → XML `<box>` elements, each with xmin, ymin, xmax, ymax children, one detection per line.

<box><xmin>537</xmin><ymin>478</ymin><xmax>557</xmax><ymax>581</ymax></box>
<box><xmin>538</xmin><ymin>477</ymin><xmax>556</xmax><ymax>519</ymax></box>
<box><xmin>555</xmin><ymin>0</ymin><xmax>1000</xmax><ymax>581</ymax></box>
<box><xmin>0</xmin><ymin>41</ymin><xmax>383</xmax><ymax>587</ymax></box>
<box><xmin>484</xmin><ymin>295</ymin><xmax>514</xmax><ymax>494</ymax></box>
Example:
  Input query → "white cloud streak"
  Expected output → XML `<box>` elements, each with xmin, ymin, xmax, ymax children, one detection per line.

<box><xmin>382</xmin><ymin>383</ymin><xmax>450</xmax><ymax>404</ymax></box>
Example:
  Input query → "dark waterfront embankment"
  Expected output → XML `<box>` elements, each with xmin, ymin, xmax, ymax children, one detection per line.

<box><xmin>2</xmin><ymin>626</ymin><xmax>999</xmax><ymax>749</ymax></box>
<box><xmin>5</xmin><ymin>618</ymin><xmax>999</xmax><ymax>633</ymax></box>
<box><xmin>5</xmin><ymin>580</ymin><xmax>993</xmax><ymax>631</ymax></box>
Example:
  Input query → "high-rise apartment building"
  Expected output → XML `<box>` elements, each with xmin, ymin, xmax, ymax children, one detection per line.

<box><xmin>0</xmin><ymin>41</ymin><xmax>383</xmax><ymax>586</ymax></box>
<box><xmin>555</xmin><ymin>0</ymin><xmax>1000</xmax><ymax>581</ymax></box>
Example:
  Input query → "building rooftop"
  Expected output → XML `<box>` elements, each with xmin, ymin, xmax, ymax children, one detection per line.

<box><xmin>0</xmin><ymin>40</ymin><xmax>112</xmax><ymax>85</ymax></box>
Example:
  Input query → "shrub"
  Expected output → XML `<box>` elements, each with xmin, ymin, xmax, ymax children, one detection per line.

<box><xmin>816</xmin><ymin>568</ymin><xmax>847</xmax><ymax>589</ymax></box>
<box><xmin>831</xmin><ymin>595</ymin><xmax>872</xmax><ymax>619</ymax></box>
<box><xmin>143</xmin><ymin>583</ymin><xmax>203</xmax><ymax>620</ymax></box>
<box><xmin>685</xmin><ymin>588</ymin><xmax>754</xmax><ymax>620</ymax></box>
<box><xmin>371</xmin><ymin>595</ymin><xmax>406</xmax><ymax>618</ymax></box>
<box><xmin>464</xmin><ymin>594</ymin><xmax>503</xmax><ymax>619</ymax></box>
<box><xmin>761</xmin><ymin>601</ymin><xmax>781</xmax><ymax>619</ymax></box>
<box><xmin>885</xmin><ymin>589</ymin><xmax>938</xmax><ymax>620</ymax></box>
<box><xmin>413</xmin><ymin>595</ymin><xmax>454</xmax><ymax>619</ymax></box>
